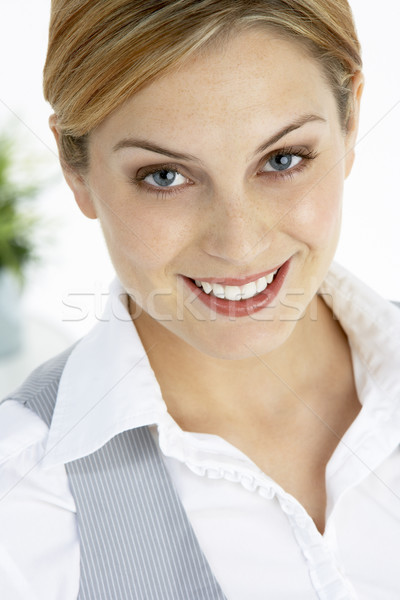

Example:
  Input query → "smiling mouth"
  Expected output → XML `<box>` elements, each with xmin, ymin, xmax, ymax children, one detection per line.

<box><xmin>183</xmin><ymin>259</ymin><xmax>291</xmax><ymax>317</ymax></box>
<box><xmin>193</xmin><ymin>270</ymin><xmax>279</xmax><ymax>301</ymax></box>
<box><xmin>183</xmin><ymin>258</ymin><xmax>291</xmax><ymax>317</ymax></box>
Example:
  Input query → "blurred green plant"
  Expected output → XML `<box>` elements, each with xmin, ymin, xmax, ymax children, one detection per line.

<box><xmin>0</xmin><ymin>134</ymin><xmax>40</xmax><ymax>282</ymax></box>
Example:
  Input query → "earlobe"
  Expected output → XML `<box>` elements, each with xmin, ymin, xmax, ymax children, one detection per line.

<box><xmin>49</xmin><ymin>114</ymin><xmax>97</xmax><ymax>220</ymax></box>
<box><xmin>345</xmin><ymin>149</ymin><xmax>355</xmax><ymax>178</ymax></box>
<box><xmin>63</xmin><ymin>168</ymin><xmax>98</xmax><ymax>220</ymax></box>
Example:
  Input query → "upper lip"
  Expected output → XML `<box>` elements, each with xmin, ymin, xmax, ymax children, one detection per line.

<box><xmin>188</xmin><ymin>264</ymin><xmax>283</xmax><ymax>286</ymax></box>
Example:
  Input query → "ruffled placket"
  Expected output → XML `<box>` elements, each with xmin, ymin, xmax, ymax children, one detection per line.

<box><xmin>156</xmin><ymin>412</ymin><xmax>359</xmax><ymax>600</ymax></box>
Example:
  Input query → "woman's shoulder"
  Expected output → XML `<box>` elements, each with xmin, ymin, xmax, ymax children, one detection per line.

<box><xmin>0</xmin><ymin>344</ymin><xmax>76</xmax><ymax>410</ymax></box>
<box><xmin>0</xmin><ymin>345</ymin><xmax>76</xmax><ymax>472</ymax></box>
<box><xmin>0</xmin><ymin>398</ymin><xmax>48</xmax><ymax>465</ymax></box>
<box><xmin>0</xmin><ymin>395</ymin><xmax>78</xmax><ymax>600</ymax></box>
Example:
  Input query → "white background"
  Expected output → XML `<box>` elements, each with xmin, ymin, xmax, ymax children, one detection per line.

<box><xmin>0</xmin><ymin>0</ymin><xmax>399</xmax><ymax>345</ymax></box>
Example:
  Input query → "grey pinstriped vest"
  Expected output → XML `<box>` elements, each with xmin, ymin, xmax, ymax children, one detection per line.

<box><xmin>4</xmin><ymin>347</ymin><xmax>227</xmax><ymax>600</ymax></box>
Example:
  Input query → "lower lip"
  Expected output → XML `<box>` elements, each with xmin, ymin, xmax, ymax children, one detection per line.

<box><xmin>183</xmin><ymin>259</ymin><xmax>291</xmax><ymax>317</ymax></box>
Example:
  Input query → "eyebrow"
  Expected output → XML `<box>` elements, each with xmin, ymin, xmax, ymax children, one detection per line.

<box><xmin>113</xmin><ymin>138</ymin><xmax>202</xmax><ymax>163</ymax></box>
<box><xmin>250</xmin><ymin>113</ymin><xmax>327</xmax><ymax>159</ymax></box>
<box><xmin>112</xmin><ymin>113</ymin><xmax>326</xmax><ymax>162</ymax></box>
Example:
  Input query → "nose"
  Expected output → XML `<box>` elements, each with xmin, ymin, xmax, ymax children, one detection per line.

<box><xmin>201</xmin><ymin>188</ymin><xmax>274</xmax><ymax>266</ymax></box>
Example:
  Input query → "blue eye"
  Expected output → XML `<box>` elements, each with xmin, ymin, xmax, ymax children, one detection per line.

<box><xmin>144</xmin><ymin>169</ymin><xmax>187</xmax><ymax>187</ymax></box>
<box><xmin>263</xmin><ymin>153</ymin><xmax>302</xmax><ymax>172</ymax></box>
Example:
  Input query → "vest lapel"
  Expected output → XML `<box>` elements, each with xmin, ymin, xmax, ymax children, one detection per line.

<box><xmin>16</xmin><ymin>349</ymin><xmax>226</xmax><ymax>600</ymax></box>
<box><xmin>67</xmin><ymin>426</ymin><xmax>227</xmax><ymax>600</ymax></box>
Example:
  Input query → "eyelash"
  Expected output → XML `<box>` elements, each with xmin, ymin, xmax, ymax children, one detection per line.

<box><xmin>131</xmin><ymin>146</ymin><xmax>318</xmax><ymax>199</ymax></box>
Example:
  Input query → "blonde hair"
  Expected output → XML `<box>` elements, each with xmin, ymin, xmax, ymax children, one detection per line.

<box><xmin>43</xmin><ymin>0</ymin><xmax>362</xmax><ymax>171</ymax></box>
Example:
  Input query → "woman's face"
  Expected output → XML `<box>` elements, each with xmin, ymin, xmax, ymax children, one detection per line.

<box><xmin>67</xmin><ymin>29</ymin><xmax>360</xmax><ymax>359</ymax></box>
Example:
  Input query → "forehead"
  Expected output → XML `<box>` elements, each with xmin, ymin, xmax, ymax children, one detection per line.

<box><xmin>93</xmin><ymin>28</ymin><xmax>336</xmax><ymax>149</ymax></box>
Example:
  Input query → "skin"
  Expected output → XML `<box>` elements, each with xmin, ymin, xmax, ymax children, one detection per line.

<box><xmin>52</xmin><ymin>29</ymin><xmax>364</xmax><ymax>532</ymax></box>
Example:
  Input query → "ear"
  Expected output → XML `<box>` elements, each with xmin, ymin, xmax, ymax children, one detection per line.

<box><xmin>49</xmin><ymin>114</ymin><xmax>97</xmax><ymax>219</ymax></box>
<box><xmin>344</xmin><ymin>71</ymin><xmax>364</xmax><ymax>178</ymax></box>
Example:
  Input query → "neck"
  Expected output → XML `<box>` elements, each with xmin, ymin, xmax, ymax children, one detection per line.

<box><xmin>132</xmin><ymin>295</ymin><xmax>356</xmax><ymax>436</ymax></box>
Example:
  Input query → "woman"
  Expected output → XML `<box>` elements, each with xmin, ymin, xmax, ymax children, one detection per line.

<box><xmin>1</xmin><ymin>1</ymin><xmax>400</xmax><ymax>598</ymax></box>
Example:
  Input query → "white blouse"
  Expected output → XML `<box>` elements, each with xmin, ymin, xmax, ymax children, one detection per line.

<box><xmin>1</xmin><ymin>262</ymin><xmax>400</xmax><ymax>600</ymax></box>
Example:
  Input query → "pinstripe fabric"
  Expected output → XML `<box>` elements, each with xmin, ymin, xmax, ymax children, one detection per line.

<box><xmin>3</xmin><ymin>349</ymin><xmax>227</xmax><ymax>600</ymax></box>
<box><xmin>68</xmin><ymin>427</ymin><xmax>227</xmax><ymax>599</ymax></box>
<box><xmin>6</xmin><ymin>345</ymin><xmax>75</xmax><ymax>425</ymax></box>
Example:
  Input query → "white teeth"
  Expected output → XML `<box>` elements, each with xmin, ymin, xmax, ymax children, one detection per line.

<box><xmin>240</xmin><ymin>281</ymin><xmax>257</xmax><ymax>300</ymax></box>
<box><xmin>211</xmin><ymin>283</ymin><xmax>225</xmax><ymax>298</ymax></box>
<box><xmin>256</xmin><ymin>277</ymin><xmax>268</xmax><ymax>293</ymax></box>
<box><xmin>224</xmin><ymin>286</ymin><xmax>241</xmax><ymax>301</ymax></box>
<box><xmin>202</xmin><ymin>281</ymin><xmax>212</xmax><ymax>294</ymax></box>
<box><xmin>195</xmin><ymin>269</ymin><xmax>278</xmax><ymax>301</ymax></box>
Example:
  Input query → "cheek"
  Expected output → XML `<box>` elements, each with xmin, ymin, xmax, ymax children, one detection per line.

<box><xmin>91</xmin><ymin>181</ymin><xmax>195</xmax><ymax>275</ymax></box>
<box><xmin>285</xmin><ymin>167</ymin><xmax>344</xmax><ymax>250</ymax></box>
